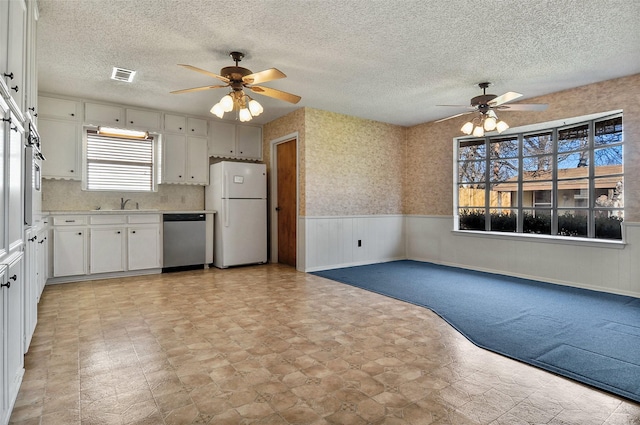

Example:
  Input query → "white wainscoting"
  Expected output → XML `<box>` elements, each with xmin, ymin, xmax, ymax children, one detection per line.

<box><xmin>406</xmin><ymin>215</ymin><xmax>640</xmax><ymax>298</ymax></box>
<box><xmin>301</xmin><ymin>215</ymin><xmax>406</xmax><ymax>272</ymax></box>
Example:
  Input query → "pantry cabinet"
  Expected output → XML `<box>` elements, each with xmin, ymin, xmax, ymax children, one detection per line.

<box><xmin>2</xmin><ymin>0</ymin><xmax>27</xmax><ymax>113</ymax></box>
<box><xmin>209</xmin><ymin>121</ymin><xmax>262</xmax><ymax>160</ymax></box>
<box><xmin>2</xmin><ymin>253</ymin><xmax>25</xmax><ymax>425</ymax></box>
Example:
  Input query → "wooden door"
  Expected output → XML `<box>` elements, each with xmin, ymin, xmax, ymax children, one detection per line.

<box><xmin>276</xmin><ymin>139</ymin><xmax>297</xmax><ymax>266</ymax></box>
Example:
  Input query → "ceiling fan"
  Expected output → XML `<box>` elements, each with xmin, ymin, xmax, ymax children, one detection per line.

<box><xmin>436</xmin><ymin>82</ymin><xmax>547</xmax><ymax>124</ymax></box>
<box><xmin>171</xmin><ymin>51</ymin><xmax>301</xmax><ymax>121</ymax></box>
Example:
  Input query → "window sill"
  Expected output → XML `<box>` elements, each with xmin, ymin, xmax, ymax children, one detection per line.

<box><xmin>451</xmin><ymin>229</ymin><xmax>626</xmax><ymax>249</ymax></box>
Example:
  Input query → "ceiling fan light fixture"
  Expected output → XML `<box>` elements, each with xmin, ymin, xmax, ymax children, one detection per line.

<box><xmin>472</xmin><ymin>126</ymin><xmax>485</xmax><ymax>138</ymax></box>
<box><xmin>248</xmin><ymin>98</ymin><xmax>263</xmax><ymax>116</ymax></box>
<box><xmin>496</xmin><ymin>120</ymin><xmax>510</xmax><ymax>133</ymax></box>
<box><xmin>220</xmin><ymin>94</ymin><xmax>234</xmax><ymax>112</ymax></box>
<box><xmin>461</xmin><ymin>121</ymin><xmax>474</xmax><ymax>135</ymax></box>
<box><xmin>483</xmin><ymin>116</ymin><xmax>497</xmax><ymax>131</ymax></box>
<box><xmin>210</xmin><ymin>103</ymin><xmax>225</xmax><ymax>118</ymax></box>
<box><xmin>239</xmin><ymin>108</ymin><xmax>252</xmax><ymax>122</ymax></box>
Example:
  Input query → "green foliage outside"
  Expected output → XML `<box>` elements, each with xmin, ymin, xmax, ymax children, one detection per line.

<box><xmin>459</xmin><ymin>210</ymin><xmax>622</xmax><ymax>240</ymax></box>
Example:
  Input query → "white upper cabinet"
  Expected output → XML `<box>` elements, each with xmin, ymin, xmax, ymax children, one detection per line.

<box><xmin>187</xmin><ymin>117</ymin><xmax>207</xmax><ymax>137</ymax></box>
<box><xmin>125</xmin><ymin>108</ymin><xmax>161</xmax><ymax>130</ymax></box>
<box><xmin>2</xmin><ymin>0</ymin><xmax>27</xmax><ymax>113</ymax></box>
<box><xmin>164</xmin><ymin>114</ymin><xmax>207</xmax><ymax>136</ymax></box>
<box><xmin>236</xmin><ymin>125</ymin><xmax>262</xmax><ymax>160</ymax></box>
<box><xmin>84</xmin><ymin>102</ymin><xmax>125</xmax><ymax>126</ymax></box>
<box><xmin>39</xmin><ymin>96</ymin><xmax>81</xmax><ymax>121</ymax></box>
<box><xmin>164</xmin><ymin>114</ymin><xmax>186</xmax><ymax>134</ymax></box>
<box><xmin>209</xmin><ymin>122</ymin><xmax>262</xmax><ymax>160</ymax></box>
<box><xmin>84</xmin><ymin>102</ymin><xmax>162</xmax><ymax>131</ymax></box>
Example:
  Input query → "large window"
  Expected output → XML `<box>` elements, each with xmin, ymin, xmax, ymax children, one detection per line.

<box><xmin>456</xmin><ymin>114</ymin><xmax>623</xmax><ymax>240</ymax></box>
<box><xmin>85</xmin><ymin>130</ymin><xmax>156</xmax><ymax>191</ymax></box>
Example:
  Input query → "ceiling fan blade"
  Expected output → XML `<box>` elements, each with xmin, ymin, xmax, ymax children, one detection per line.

<box><xmin>496</xmin><ymin>103</ymin><xmax>548</xmax><ymax>111</ymax></box>
<box><xmin>489</xmin><ymin>91</ymin><xmax>523</xmax><ymax>106</ymax></box>
<box><xmin>435</xmin><ymin>111</ymin><xmax>474</xmax><ymax>123</ymax></box>
<box><xmin>243</xmin><ymin>68</ymin><xmax>286</xmax><ymax>85</ymax></box>
<box><xmin>250</xmin><ymin>86</ymin><xmax>301</xmax><ymax>104</ymax></box>
<box><xmin>170</xmin><ymin>85</ymin><xmax>228</xmax><ymax>95</ymax></box>
<box><xmin>177</xmin><ymin>64</ymin><xmax>230</xmax><ymax>83</ymax></box>
<box><xmin>436</xmin><ymin>104</ymin><xmax>476</xmax><ymax>108</ymax></box>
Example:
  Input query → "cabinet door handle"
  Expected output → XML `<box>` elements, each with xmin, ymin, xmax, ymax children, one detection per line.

<box><xmin>3</xmin><ymin>72</ymin><xmax>13</xmax><ymax>80</ymax></box>
<box><xmin>70</xmin><ymin>169</ymin><xmax>74</xmax><ymax>173</ymax></box>
<box><xmin>0</xmin><ymin>282</ymin><xmax>9</xmax><ymax>289</ymax></box>
<box><xmin>11</xmin><ymin>85</ymin><xmax>18</xmax><ymax>93</ymax></box>
<box><xmin>131</xmin><ymin>230</ymin><xmax>136</xmax><ymax>234</ymax></box>
<box><xmin>9</xmin><ymin>275</ymin><xmax>17</xmax><ymax>281</ymax></box>
<box><xmin>117</xmin><ymin>231</ymin><xmax>121</xmax><ymax>234</ymax></box>
<box><xmin>77</xmin><ymin>232</ymin><xmax>83</xmax><ymax>236</ymax></box>
<box><xmin>115</xmin><ymin>118</ymin><xmax>119</xmax><ymax>122</ymax></box>
<box><xmin>65</xmin><ymin>220</ymin><xmax>76</xmax><ymax>222</ymax></box>
<box><xmin>70</xmin><ymin>113</ymin><xmax>75</xmax><ymax>117</ymax></box>
<box><xmin>1</xmin><ymin>117</ymin><xmax>11</xmax><ymax>124</ymax></box>
<box><xmin>130</xmin><ymin>121</ymin><xmax>134</xmax><ymax>124</ymax></box>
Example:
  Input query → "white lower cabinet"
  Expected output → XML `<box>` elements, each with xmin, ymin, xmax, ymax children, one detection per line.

<box><xmin>24</xmin><ymin>228</ymin><xmax>38</xmax><ymax>353</ymax></box>
<box><xmin>52</xmin><ymin>214</ymin><xmax>161</xmax><ymax>279</ymax></box>
<box><xmin>1</xmin><ymin>253</ymin><xmax>25</xmax><ymax>425</ymax></box>
<box><xmin>128</xmin><ymin>225</ymin><xmax>161</xmax><ymax>270</ymax></box>
<box><xmin>90</xmin><ymin>227</ymin><xmax>125</xmax><ymax>274</ymax></box>
<box><xmin>53</xmin><ymin>227</ymin><xmax>87</xmax><ymax>277</ymax></box>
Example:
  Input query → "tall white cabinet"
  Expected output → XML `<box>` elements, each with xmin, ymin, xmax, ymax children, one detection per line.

<box><xmin>1</xmin><ymin>1</ymin><xmax>41</xmax><ymax>423</ymax></box>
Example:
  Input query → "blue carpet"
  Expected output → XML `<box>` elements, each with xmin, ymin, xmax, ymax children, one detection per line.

<box><xmin>312</xmin><ymin>260</ymin><xmax>640</xmax><ymax>402</ymax></box>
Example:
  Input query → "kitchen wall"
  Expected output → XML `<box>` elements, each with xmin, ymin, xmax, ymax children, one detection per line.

<box><xmin>42</xmin><ymin>180</ymin><xmax>204</xmax><ymax>211</ymax></box>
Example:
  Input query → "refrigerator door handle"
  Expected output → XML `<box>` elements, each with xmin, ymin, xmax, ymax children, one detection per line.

<box><xmin>223</xmin><ymin>170</ymin><xmax>229</xmax><ymax>199</ymax></box>
<box><xmin>224</xmin><ymin>198</ymin><xmax>230</xmax><ymax>227</ymax></box>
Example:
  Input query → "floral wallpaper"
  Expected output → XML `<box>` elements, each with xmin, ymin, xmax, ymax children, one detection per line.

<box><xmin>264</xmin><ymin>108</ymin><xmax>406</xmax><ymax>217</ymax></box>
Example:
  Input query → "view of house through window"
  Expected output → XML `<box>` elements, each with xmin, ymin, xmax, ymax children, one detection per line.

<box><xmin>85</xmin><ymin>130</ymin><xmax>155</xmax><ymax>191</ymax></box>
<box><xmin>456</xmin><ymin>114</ymin><xmax>623</xmax><ymax>240</ymax></box>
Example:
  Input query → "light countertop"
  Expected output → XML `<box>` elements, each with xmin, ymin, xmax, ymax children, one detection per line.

<box><xmin>46</xmin><ymin>210</ymin><xmax>216</xmax><ymax>215</ymax></box>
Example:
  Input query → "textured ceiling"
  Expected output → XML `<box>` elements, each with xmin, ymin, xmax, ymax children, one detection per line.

<box><xmin>37</xmin><ymin>0</ymin><xmax>640</xmax><ymax>127</ymax></box>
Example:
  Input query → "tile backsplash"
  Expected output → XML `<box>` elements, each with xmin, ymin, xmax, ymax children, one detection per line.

<box><xmin>42</xmin><ymin>180</ymin><xmax>204</xmax><ymax>211</ymax></box>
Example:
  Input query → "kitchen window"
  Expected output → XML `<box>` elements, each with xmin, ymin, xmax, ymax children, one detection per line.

<box><xmin>455</xmin><ymin>113</ymin><xmax>623</xmax><ymax>240</ymax></box>
<box><xmin>84</xmin><ymin>130</ymin><xmax>156</xmax><ymax>191</ymax></box>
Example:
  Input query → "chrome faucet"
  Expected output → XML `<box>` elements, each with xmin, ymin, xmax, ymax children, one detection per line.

<box><xmin>120</xmin><ymin>198</ymin><xmax>131</xmax><ymax>210</ymax></box>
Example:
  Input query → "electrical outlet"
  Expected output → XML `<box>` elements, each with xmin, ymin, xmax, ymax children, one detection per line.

<box><xmin>358</xmin><ymin>240</ymin><xmax>362</xmax><ymax>247</ymax></box>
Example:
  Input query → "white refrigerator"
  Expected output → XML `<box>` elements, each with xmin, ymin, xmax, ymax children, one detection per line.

<box><xmin>205</xmin><ymin>161</ymin><xmax>267</xmax><ymax>268</ymax></box>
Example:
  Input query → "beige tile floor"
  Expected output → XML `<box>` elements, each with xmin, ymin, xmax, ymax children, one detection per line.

<box><xmin>9</xmin><ymin>264</ymin><xmax>640</xmax><ymax>425</ymax></box>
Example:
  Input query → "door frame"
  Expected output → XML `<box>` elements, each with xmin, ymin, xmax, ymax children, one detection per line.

<box><xmin>269</xmin><ymin>132</ymin><xmax>299</xmax><ymax>269</ymax></box>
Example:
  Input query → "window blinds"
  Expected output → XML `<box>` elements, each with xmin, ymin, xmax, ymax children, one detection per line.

<box><xmin>86</xmin><ymin>133</ymin><xmax>154</xmax><ymax>191</ymax></box>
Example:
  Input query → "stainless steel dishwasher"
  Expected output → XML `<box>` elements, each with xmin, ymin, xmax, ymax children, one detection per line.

<box><xmin>162</xmin><ymin>213</ymin><xmax>206</xmax><ymax>271</ymax></box>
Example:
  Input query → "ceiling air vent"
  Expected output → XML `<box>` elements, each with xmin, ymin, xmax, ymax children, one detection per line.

<box><xmin>111</xmin><ymin>67</ymin><xmax>136</xmax><ymax>83</ymax></box>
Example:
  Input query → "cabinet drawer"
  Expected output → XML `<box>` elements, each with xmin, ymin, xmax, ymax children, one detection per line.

<box><xmin>53</xmin><ymin>216</ymin><xmax>87</xmax><ymax>225</ymax></box>
<box><xmin>90</xmin><ymin>215</ymin><xmax>127</xmax><ymax>225</ymax></box>
<box><xmin>128</xmin><ymin>214</ymin><xmax>160</xmax><ymax>224</ymax></box>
